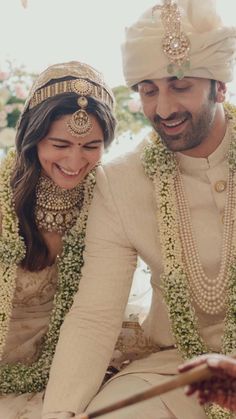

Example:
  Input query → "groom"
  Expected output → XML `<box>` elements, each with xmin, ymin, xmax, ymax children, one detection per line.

<box><xmin>43</xmin><ymin>1</ymin><xmax>236</xmax><ymax>418</ymax></box>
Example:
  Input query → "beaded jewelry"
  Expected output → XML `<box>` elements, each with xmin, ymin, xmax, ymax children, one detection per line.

<box><xmin>175</xmin><ymin>162</ymin><xmax>235</xmax><ymax>315</ymax></box>
<box><xmin>35</xmin><ymin>174</ymin><xmax>84</xmax><ymax>234</ymax></box>
<box><xmin>142</xmin><ymin>104</ymin><xmax>236</xmax><ymax>418</ymax></box>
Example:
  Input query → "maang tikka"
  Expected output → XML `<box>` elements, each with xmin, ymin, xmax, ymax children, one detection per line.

<box><xmin>27</xmin><ymin>62</ymin><xmax>114</xmax><ymax>137</ymax></box>
<box><xmin>152</xmin><ymin>0</ymin><xmax>191</xmax><ymax>79</ymax></box>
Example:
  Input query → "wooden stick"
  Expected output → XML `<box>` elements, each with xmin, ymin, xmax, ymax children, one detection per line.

<box><xmin>79</xmin><ymin>363</ymin><xmax>212</xmax><ymax>418</ymax></box>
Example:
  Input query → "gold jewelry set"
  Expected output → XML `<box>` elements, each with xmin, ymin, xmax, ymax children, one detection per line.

<box><xmin>24</xmin><ymin>61</ymin><xmax>114</xmax><ymax>138</ymax></box>
<box><xmin>152</xmin><ymin>0</ymin><xmax>191</xmax><ymax>79</ymax></box>
<box><xmin>35</xmin><ymin>175</ymin><xmax>84</xmax><ymax>234</ymax></box>
<box><xmin>24</xmin><ymin>61</ymin><xmax>113</xmax><ymax>234</ymax></box>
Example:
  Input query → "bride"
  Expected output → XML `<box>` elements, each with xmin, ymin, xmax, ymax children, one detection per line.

<box><xmin>0</xmin><ymin>60</ymin><xmax>116</xmax><ymax>418</ymax></box>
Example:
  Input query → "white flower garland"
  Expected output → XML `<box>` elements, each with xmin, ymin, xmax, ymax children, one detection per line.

<box><xmin>0</xmin><ymin>149</ymin><xmax>96</xmax><ymax>393</ymax></box>
<box><xmin>0</xmin><ymin>149</ymin><xmax>26</xmax><ymax>361</ymax></box>
<box><xmin>142</xmin><ymin>104</ymin><xmax>236</xmax><ymax>419</ymax></box>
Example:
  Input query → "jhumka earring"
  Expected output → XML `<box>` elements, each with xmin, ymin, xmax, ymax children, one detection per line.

<box><xmin>152</xmin><ymin>0</ymin><xmax>191</xmax><ymax>79</ymax></box>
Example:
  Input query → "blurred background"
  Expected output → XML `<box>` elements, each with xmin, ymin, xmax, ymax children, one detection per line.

<box><xmin>0</xmin><ymin>0</ymin><xmax>235</xmax><ymax>159</ymax></box>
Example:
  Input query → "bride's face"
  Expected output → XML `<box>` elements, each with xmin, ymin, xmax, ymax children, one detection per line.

<box><xmin>37</xmin><ymin>114</ymin><xmax>104</xmax><ymax>189</ymax></box>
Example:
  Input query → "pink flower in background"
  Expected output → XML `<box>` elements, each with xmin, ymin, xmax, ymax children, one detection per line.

<box><xmin>5</xmin><ymin>103</ymin><xmax>24</xmax><ymax>114</ymax></box>
<box><xmin>127</xmin><ymin>98</ymin><xmax>142</xmax><ymax>113</ymax></box>
<box><xmin>14</xmin><ymin>83</ymin><xmax>28</xmax><ymax>99</ymax></box>
<box><xmin>0</xmin><ymin>63</ymin><xmax>35</xmax><ymax>132</ymax></box>
<box><xmin>0</xmin><ymin>72</ymin><xmax>9</xmax><ymax>81</ymax></box>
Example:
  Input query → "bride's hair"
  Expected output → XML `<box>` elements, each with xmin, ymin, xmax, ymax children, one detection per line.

<box><xmin>11</xmin><ymin>89</ymin><xmax>116</xmax><ymax>271</ymax></box>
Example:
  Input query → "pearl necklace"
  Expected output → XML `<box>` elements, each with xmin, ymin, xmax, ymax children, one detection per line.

<box><xmin>175</xmin><ymin>166</ymin><xmax>235</xmax><ymax>315</ymax></box>
<box><xmin>142</xmin><ymin>105</ymin><xmax>236</xmax><ymax>419</ymax></box>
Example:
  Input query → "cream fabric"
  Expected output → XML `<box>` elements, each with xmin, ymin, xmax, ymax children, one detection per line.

<box><xmin>84</xmin><ymin>372</ymin><xmax>205</xmax><ymax>419</ymax></box>
<box><xmin>0</xmin><ymin>264</ymin><xmax>57</xmax><ymax>419</ymax></box>
<box><xmin>122</xmin><ymin>0</ymin><xmax>236</xmax><ymax>87</ymax></box>
<box><xmin>2</xmin><ymin>265</ymin><xmax>57</xmax><ymax>365</ymax></box>
<box><xmin>0</xmin><ymin>227</ymin><xmax>151</xmax><ymax>418</ymax></box>
<box><xmin>43</xmin><ymin>130</ymin><xmax>232</xmax><ymax>418</ymax></box>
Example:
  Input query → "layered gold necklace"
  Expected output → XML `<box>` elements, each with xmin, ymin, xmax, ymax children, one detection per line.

<box><xmin>35</xmin><ymin>175</ymin><xmax>84</xmax><ymax>234</ymax></box>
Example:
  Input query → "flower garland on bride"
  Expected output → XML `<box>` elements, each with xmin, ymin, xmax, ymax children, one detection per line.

<box><xmin>142</xmin><ymin>104</ymin><xmax>236</xmax><ymax>419</ymax></box>
<box><xmin>0</xmin><ymin>148</ymin><xmax>96</xmax><ymax>393</ymax></box>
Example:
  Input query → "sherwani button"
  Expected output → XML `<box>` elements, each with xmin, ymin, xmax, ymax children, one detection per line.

<box><xmin>214</xmin><ymin>180</ymin><xmax>227</xmax><ymax>192</ymax></box>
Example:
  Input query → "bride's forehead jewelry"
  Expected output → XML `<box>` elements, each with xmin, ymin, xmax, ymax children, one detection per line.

<box><xmin>152</xmin><ymin>0</ymin><xmax>191</xmax><ymax>79</ymax></box>
<box><xmin>28</xmin><ymin>78</ymin><xmax>114</xmax><ymax>138</ymax></box>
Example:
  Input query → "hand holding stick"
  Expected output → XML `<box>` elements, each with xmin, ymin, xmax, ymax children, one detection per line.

<box><xmin>77</xmin><ymin>363</ymin><xmax>213</xmax><ymax>419</ymax></box>
<box><xmin>179</xmin><ymin>354</ymin><xmax>236</xmax><ymax>412</ymax></box>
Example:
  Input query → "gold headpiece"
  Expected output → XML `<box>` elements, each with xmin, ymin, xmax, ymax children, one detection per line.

<box><xmin>24</xmin><ymin>61</ymin><xmax>114</xmax><ymax>137</ymax></box>
<box><xmin>152</xmin><ymin>1</ymin><xmax>191</xmax><ymax>79</ymax></box>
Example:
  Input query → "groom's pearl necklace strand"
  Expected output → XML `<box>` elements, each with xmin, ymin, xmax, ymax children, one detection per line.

<box><xmin>174</xmin><ymin>167</ymin><xmax>235</xmax><ymax>315</ymax></box>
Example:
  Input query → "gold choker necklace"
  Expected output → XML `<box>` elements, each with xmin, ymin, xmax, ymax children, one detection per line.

<box><xmin>35</xmin><ymin>175</ymin><xmax>84</xmax><ymax>234</ymax></box>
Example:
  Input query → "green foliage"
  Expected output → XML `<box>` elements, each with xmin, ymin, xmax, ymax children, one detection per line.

<box><xmin>7</xmin><ymin>108</ymin><xmax>21</xmax><ymax>128</ymax></box>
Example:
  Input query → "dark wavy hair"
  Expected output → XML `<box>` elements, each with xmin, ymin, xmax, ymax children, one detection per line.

<box><xmin>11</xmin><ymin>85</ymin><xmax>116</xmax><ymax>271</ymax></box>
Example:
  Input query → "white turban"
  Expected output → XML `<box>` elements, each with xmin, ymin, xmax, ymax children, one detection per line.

<box><xmin>122</xmin><ymin>0</ymin><xmax>236</xmax><ymax>87</ymax></box>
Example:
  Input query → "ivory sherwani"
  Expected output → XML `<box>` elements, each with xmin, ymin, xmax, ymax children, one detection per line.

<box><xmin>43</xmin><ymin>132</ymin><xmax>232</xmax><ymax>418</ymax></box>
